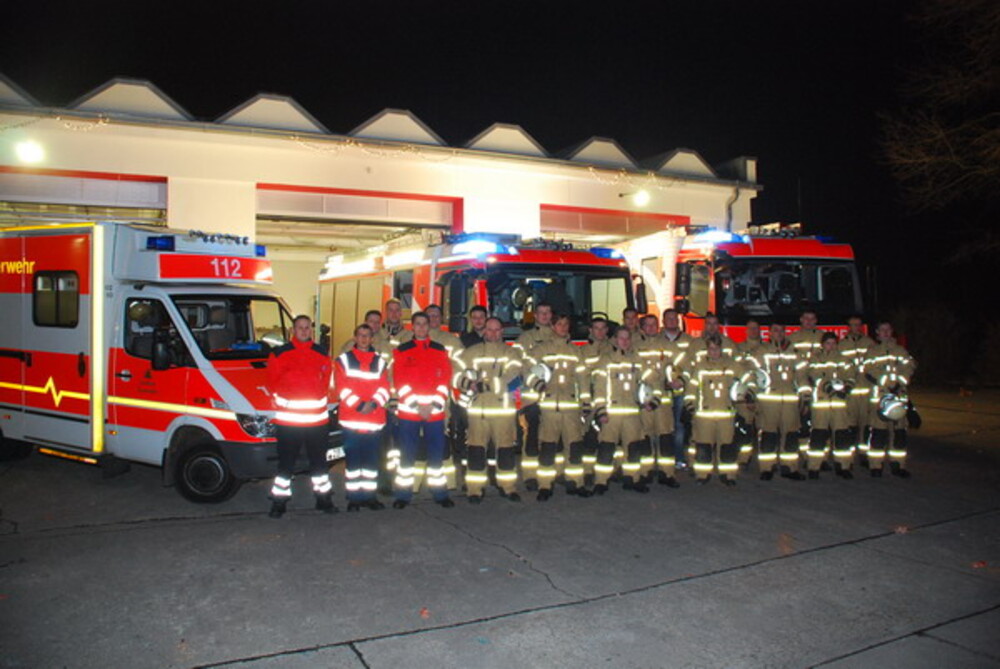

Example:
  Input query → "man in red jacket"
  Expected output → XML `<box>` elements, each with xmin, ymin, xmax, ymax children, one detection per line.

<box><xmin>266</xmin><ymin>315</ymin><xmax>334</xmax><ymax>518</ymax></box>
<box><xmin>392</xmin><ymin>311</ymin><xmax>454</xmax><ymax>508</ymax></box>
<box><xmin>335</xmin><ymin>323</ymin><xmax>390</xmax><ymax>512</ymax></box>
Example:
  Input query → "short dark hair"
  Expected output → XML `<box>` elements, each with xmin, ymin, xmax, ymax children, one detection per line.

<box><xmin>801</xmin><ymin>308</ymin><xmax>818</xmax><ymax>317</ymax></box>
<box><xmin>612</xmin><ymin>325</ymin><xmax>632</xmax><ymax>338</ymax></box>
<box><xmin>705</xmin><ymin>334</ymin><xmax>723</xmax><ymax>347</ymax></box>
<box><xmin>536</xmin><ymin>301</ymin><xmax>553</xmax><ymax>312</ymax></box>
<box><xmin>293</xmin><ymin>314</ymin><xmax>312</xmax><ymax>327</ymax></box>
<box><xmin>469</xmin><ymin>305</ymin><xmax>488</xmax><ymax>317</ymax></box>
<box><xmin>411</xmin><ymin>311</ymin><xmax>429</xmax><ymax>324</ymax></box>
<box><xmin>553</xmin><ymin>314</ymin><xmax>571</xmax><ymax>327</ymax></box>
<box><xmin>640</xmin><ymin>314</ymin><xmax>657</xmax><ymax>327</ymax></box>
<box><xmin>590</xmin><ymin>316</ymin><xmax>608</xmax><ymax>327</ymax></box>
<box><xmin>355</xmin><ymin>323</ymin><xmax>374</xmax><ymax>336</ymax></box>
<box><xmin>364</xmin><ymin>309</ymin><xmax>381</xmax><ymax>320</ymax></box>
<box><xmin>821</xmin><ymin>331</ymin><xmax>838</xmax><ymax>344</ymax></box>
<box><xmin>425</xmin><ymin>303</ymin><xmax>442</xmax><ymax>314</ymax></box>
<box><xmin>662</xmin><ymin>308</ymin><xmax>678</xmax><ymax>317</ymax></box>
<box><xmin>623</xmin><ymin>307</ymin><xmax>638</xmax><ymax>317</ymax></box>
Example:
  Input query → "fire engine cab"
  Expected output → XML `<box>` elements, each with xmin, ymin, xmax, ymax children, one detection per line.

<box><xmin>626</xmin><ymin>224</ymin><xmax>864</xmax><ymax>340</ymax></box>
<box><xmin>318</xmin><ymin>234</ymin><xmax>639</xmax><ymax>345</ymax></box>
<box><xmin>0</xmin><ymin>222</ymin><xmax>300</xmax><ymax>502</ymax></box>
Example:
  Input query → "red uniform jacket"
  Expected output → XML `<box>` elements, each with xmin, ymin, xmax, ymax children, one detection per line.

<box><xmin>393</xmin><ymin>338</ymin><xmax>451</xmax><ymax>422</ymax></box>
<box><xmin>266</xmin><ymin>338</ymin><xmax>332</xmax><ymax>427</ymax></box>
<box><xmin>335</xmin><ymin>347</ymin><xmax>390</xmax><ymax>432</ymax></box>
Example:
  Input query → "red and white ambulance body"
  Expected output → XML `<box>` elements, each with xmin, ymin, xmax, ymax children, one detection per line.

<box><xmin>633</xmin><ymin>226</ymin><xmax>863</xmax><ymax>341</ymax></box>
<box><xmin>318</xmin><ymin>235</ymin><xmax>637</xmax><ymax>345</ymax></box>
<box><xmin>0</xmin><ymin>222</ymin><xmax>299</xmax><ymax>502</ymax></box>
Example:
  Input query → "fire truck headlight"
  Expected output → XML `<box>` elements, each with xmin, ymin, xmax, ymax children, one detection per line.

<box><xmin>237</xmin><ymin>413</ymin><xmax>276</xmax><ymax>438</ymax></box>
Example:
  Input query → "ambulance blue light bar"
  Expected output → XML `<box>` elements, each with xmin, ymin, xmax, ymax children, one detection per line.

<box><xmin>255</xmin><ymin>245</ymin><xmax>267</xmax><ymax>257</ymax></box>
<box><xmin>146</xmin><ymin>236</ymin><xmax>176</xmax><ymax>251</ymax></box>
<box><xmin>590</xmin><ymin>247</ymin><xmax>625</xmax><ymax>259</ymax></box>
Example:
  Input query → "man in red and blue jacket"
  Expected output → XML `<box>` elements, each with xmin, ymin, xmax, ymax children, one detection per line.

<box><xmin>391</xmin><ymin>311</ymin><xmax>454</xmax><ymax>508</ymax></box>
<box><xmin>335</xmin><ymin>323</ymin><xmax>390</xmax><ymax>511</ymax></box>
<box><xmin>266</xmin><ymin>315</ymin><xmax>334</xmax><ymax>518</ymax></box>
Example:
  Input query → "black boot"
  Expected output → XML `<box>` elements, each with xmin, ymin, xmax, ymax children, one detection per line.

<box><xmin>347</xmin><ymin>501</ymin><xmax>363</xmax><ymax>512</ymax></box>
<box><xmin>507</xmin><ymin>492</ymin><xmax>522</xmax><ymax>503</ymax></box>
<box><xmin>632</xmin><ymin>480</ymin><xmax>649</xmax><ymax>493</ymax></box>
<box><xmin>393</xmin><ymin>499</ymin><xmax>409</xmax><ymax>509</ymax></box>
<box><xmin>720</xmin><ymin>475</ymin><xmax>737</xmax><ymax>487</ymax></box>
<box><xmin>524</xmin><ymin>478</ymin><xmax>539</xmax><ymax>492</ymax></box>
<box><xmin>593</xmin><ymin>483</ymin><xmax>609</xmax><ymax>496</ymax></box>
<box><xmin>268</xmin><ymin>500</ymin><xmax>287</xmax><ymax>519</ymax></box>
<box><xmin>537</xmin><ymin>489</ymin><xmax>552</xmax><ymax>502</ymax></box>
<box><xmin>661</xmin><ymin>475</ymin><xmax>680</xmax><ymax>488</ymax></box>
<box><xmin>781</xmin><ymin>466</ymin><xmax>805</xmax><ymax>481</ymax></box>
<box><xmin>890</xmin><ymin>462</ymin><xmax>911</xmax><ymax>478</ymax></box>
<box><xmin>575</xmin><ymin>487</ymin><xmax>593</xmax><ymax>498</ymax></box>
<box><xmin>367</xmin><ymin>499</ymin><xmax>386</xmax><ymax>510</ymax></box>
<box><xmin>871</xmin><ymin>468</ymin><xmax>882</xmax><ymax>478</ymax></box>
<box><xmin>760</xmin><ymin>470</ymin><xmax>774</xmax><ymax>481</ymax></box>
<box><xmin>696</xmin><ymin>475</ymin><xmax>711</xmax><ymax>485</ymax></box>
<box><xmin>316</xmin><ymin>495</ymin><xmax>338</xmax><ymax>514</ymax></box>
<box><xmin>808</xmin><ymin>470</ymin><xmax>820</xmax><ymax>480</ymax></box>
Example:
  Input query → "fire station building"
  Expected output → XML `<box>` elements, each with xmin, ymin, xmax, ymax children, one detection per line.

<box><xmin>0</xmin><ymin>75</ymin><xmax>760</xmax><ymax>316</ymax></box>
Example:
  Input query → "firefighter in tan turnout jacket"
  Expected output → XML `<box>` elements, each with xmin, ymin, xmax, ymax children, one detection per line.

<box><xmin>457</xmin><ymin>317</ymin><xmax>524</xmax><ymax>502</ymax></box>
<box><xmin>806</xmin><ymin>332</ymin><xmax>857</xmax><ymax>478</ymax></box>
<box><xmin>863</xmin><ymin>321</ymin><xmax>917</xmax><ymax>478</ymax></box>
<box><xmin>684</xmin><ymin>336</ymin><xmax>741</xmax><ymax>485</ymax></box>
<box><xmin>524</xmin><ymin>315</ymin><xmax>590</xmax><ymax>500</ymax></box>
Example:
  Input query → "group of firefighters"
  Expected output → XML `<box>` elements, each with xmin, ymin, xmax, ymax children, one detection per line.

<box><xmin>264</xmin><ymin>299</ymin><xmax>917</xmax><ymax>517</ymax></box>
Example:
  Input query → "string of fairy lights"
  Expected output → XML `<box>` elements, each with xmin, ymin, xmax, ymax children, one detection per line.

<box><xmin>1</xmin><ymin>109</ymin><xmax>687</xmax><ymax>192</ymax></box>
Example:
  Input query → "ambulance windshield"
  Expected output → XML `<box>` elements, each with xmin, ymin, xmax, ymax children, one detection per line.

<box><xmin>172</xmin><ymin>295</ymin><xmax>293</xmax><ymax>360</ymax></box>
<box><xmin>485</xmin><ymin>265</ymin><xmax>631</xmax><ymax>340</ymax></box>
<box><xmin>714</xmin><ymin>259</ymin><xmax>862</xmax><ymax>324</ymax></box>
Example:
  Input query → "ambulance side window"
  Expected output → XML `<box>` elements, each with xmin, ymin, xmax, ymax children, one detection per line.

<box><xmin>394</xmin><ymin>270</ymin><xmax>414</xmax><ymax>312</ymax></box>
<box><xmin>33</xmin><ymin>271</ymin><xmax>79</xmax><ymax>328</ymax></box>
<box><xmin>124</xmin><ymin>298</ymin><xmax>192</xmax><ymax>366</ymax></box>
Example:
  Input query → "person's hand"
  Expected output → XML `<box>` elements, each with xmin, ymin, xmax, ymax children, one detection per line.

<box><xmin>418</xmin><ymin>405</ymin><xmax>433</xmax><ymax>420</ymax></box>
<box><xmin>670</xmin><ymin>379</ymin><xmax>684</xmax><ymax>390</ymax></box>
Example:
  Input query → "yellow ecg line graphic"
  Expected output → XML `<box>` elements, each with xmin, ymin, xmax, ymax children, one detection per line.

<box><xmin>0</xmin><ymin>377</ymin><xmax>90</xmax><ymax>408</ymax></box>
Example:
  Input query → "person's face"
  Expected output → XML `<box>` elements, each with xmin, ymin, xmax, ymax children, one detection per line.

<box><xmin>876</xmin><ymin>323</ymin><xmax>893</xmax><ymax>341</ymax></box>
<box><xmin>822</xmin><ymin>337</ymin><xmax>837</xmax><ymax>353</ymax></box>
<box><xmin>385</xmin><ymin>301</ymin><xmax>402</xmax><ymax>324</ymax></box>
<box><xmin>662</xmin><ymin>311</ymin><xmax>679</xmax><ymax>330</ymax></box>
<box><xmin>707</xmin><ymin>342</ymin><xmax>722</xmax><ymax>360</ymax></box>
<box><xmin>848</xmin><ymin>317</ymin><xmax>864</xmax><ymax>336</ymax></box>
<box><xmin>412</xmin><ymin>316</ymin><xmax>430</xmax><ymax>339</ymax></box>
<box><xmin>623</xmin><ymin>310</ymin><xmax>638</xmax><ymax>330</ymax></box>
<box><xmin>641</xmin><ymin>317</ymin><xmax>659</xmax><ymax>337</ymax></box>
<box><xmin>770</xmin><ymin>324</ymin><xmax>785</xmax><ymax>343</ymax></box>
<box><xmin>355</xmin><ymin>328</ymin><xmax>373</xmax><ymax>349</ymax></box>
<box><xmin>746</xmin><ymin>321</ymin><xmax>760</xmax><ymax>340</ymax></box>
<box><xmin>704</xmin><ymin>317</ymin><xmax>720</xmax><ymax>335</ymax></box>
<box><xmin>427</xmin><ymin>308</ymin><xmax>443</xmax><ymax>330</ymax></box>
<box><xmin>801</xmin><ymin>312</ymin><xmax>818</xmax><ymax>329</ymax></box>
<box><xmin>553</xmin><ymin>318</ymin><xmax>570</xmax><ymax>339</ymax></box>
<box><xmin>535</xmin><ymin>305</ymin><xmax>553</xmax><ymax>327</ymax></box>
<box><xmin>470</xmin><ymin>310</ymin><xmax>487</xmax><ymax>332</ymax></box>
<box><xmin>615</xmin><ymin>328</ymin><xmax>631</xmax><ymax>351</ymax></box>
<box><xmin>590</xmin><ymin>321</ymin><xmax>609</xmax><ymax>341</ymax></box>
<box><xmin>365</xmin><ymin>313</ymin><xmax>382</xmax><ymax>331</ymax></box>
<box><xmin>484</xmin><ymin>319</ymin><xmax>503</xmax><ymax>343</ymax></box>
<box><xmin>293</xmin><ymin>319</ymin><xmax>313</xmax><ymax>343</ymax></box>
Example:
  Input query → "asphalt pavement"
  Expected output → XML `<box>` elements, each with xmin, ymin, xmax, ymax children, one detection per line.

<box><xmin>1</xmin><ymin>388</ymin><xmax>998</xmax><ymax>669</ymax></box>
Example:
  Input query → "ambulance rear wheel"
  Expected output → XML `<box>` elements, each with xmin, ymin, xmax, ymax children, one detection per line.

<box><xmin>175</xmin><ymin>443</ymin><xmax>241</xmax><ymax>503</ymax></box>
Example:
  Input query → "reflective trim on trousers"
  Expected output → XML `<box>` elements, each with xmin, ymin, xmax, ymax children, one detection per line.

<box><xmin>779</xmin><ymin>453</ymin><xmax>799</xmax><ymax>462</ymax></box>
<box><xmin>270</xmin><ymin>475</ymin><xmax>293</xmax><ymax>498</ymax></box>
<box><xmin>311</xmin><ymin>475</ymin><xmax>332</xmax><ymax>494</ymax></box>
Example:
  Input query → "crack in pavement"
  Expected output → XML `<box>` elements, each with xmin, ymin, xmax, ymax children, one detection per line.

<box><xmin>413</xmin><ymin>503</ymin><xmax>581</xmax><ymax>600</ymax></box>
<box><xmin>193</xmin><ymin>504</ymin><xmax>1000</xmax><ymax>669</ymax></box>
<box><xmin>920</xmin><ymin>628</ymin><xmax>1000</xmax><ymax>664</ymax></box>
<box><xmin>810</xmin><ymin>601</ymin><xmax>1000</xmax><ymax>667</ymax></box>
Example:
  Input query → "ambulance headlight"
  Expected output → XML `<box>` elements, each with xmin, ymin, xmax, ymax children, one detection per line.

<box><xmin>237</xmin><ymin>413</ymin><xmax>276</xmax><ymax>438</ymax></box>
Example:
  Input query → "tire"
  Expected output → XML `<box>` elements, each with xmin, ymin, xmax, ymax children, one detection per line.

<box><xmin>174</xmin><ymin>442</ymin><xmax>241</xmax><ymax>503</ymax></box>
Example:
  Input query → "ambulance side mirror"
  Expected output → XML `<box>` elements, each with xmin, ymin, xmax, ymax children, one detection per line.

<box><xmin>151</xmin><ymin>341</ymin><xmax>172</xmax><ymax>371</ymax></box>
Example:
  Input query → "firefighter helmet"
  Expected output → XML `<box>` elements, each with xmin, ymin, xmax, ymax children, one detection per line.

<box><xmin>878</xmin><ymin>392</ymin><xmax>909</xmax><ymax>422</ymax></box>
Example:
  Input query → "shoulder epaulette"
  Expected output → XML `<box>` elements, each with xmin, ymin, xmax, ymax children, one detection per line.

<box><xmin>428</xmin><ymin>340</ymin><xmax>446</xmax><ymax>352</ymax></box>
<box><xmin>397</xmin><ymin>340</ymin><xmax>417</xmax><ymax>352</ymax></box>
<box><xmin>272</xmin><ymin>343</ymin><xmax>294</xmax><ymax>356</ymax></box>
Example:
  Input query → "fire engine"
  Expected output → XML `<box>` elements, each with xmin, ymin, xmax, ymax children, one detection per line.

<box><xmin>318</xmin><ymin>233</ymin><xmax>639</xmax><ymax>345</ymax></box>
<box><xmin>622</xmin><ymin>224</ymin><xmax>864</xmax><ymax>340</ymax></box>
<box><xmin>0</xmin><ymin>222</ymin><xmax>310</xmax><ymax>502</ymax></box>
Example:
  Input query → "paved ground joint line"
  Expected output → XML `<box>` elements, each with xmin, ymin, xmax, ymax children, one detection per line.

<box><xmin>919</xmin><ymin>630</ymin><xmax>1000</xmax><ymax>664</ymax></box>
<box><xmin>414</xmin><ymin>503</ymin><xmax>581</xmax><ymax>600</ymax></box>
<box><xmin>349</xmin><ymin>641</ymin><xmax>372</xmax><ymax>669</ymax></box>
<box><xmin>195</xmin><ymin>504</ymin><xmax>1000</xmax><ymax>669</ymax></box>
<box><xmin>810</xmin><ymin>602</ymin><xmax>1000</xmax><ymax>668</ymax></box>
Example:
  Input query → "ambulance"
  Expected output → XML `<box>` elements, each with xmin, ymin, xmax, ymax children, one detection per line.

<box><xmin>0</xmin><ymin>222</ymin><xmax>310</xmax><ymax>502</ymax></box>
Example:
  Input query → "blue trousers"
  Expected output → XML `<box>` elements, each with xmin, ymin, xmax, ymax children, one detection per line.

<box><xmin>343</xmin><ymin>429</ymin><xmax>381</xmax><ymax>502</ymax></box>
<box><xmin>395</xmin><ymin>419</ymin><xmax>449</xmax><ymax>502</ymax></box>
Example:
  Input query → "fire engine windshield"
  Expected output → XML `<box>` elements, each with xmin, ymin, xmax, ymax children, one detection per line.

<box><xmin>485</xmin><ymin>265</ymin><xmax>631</xmax><ymax>340</ymax></box>
<box><xmin>714</xmin><ymin>259</ymin><xmax>862</xmax><ymax>324</ymax></box>
<box><xmin>172</xmin><ymin>295</ymin><xmax>293</xmax><ymax>360</ymax></box>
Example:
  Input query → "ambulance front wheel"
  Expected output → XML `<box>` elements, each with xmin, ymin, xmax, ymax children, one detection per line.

<box><xmin>175</xmin><ymin>442</ymin><xmax>241</xmax><ymax>503</ymax></box>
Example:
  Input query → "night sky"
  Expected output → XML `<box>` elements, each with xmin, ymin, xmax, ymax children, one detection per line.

<box><xmin>0</xmin><ymin>1</ymin><xmax>949</xmax><ymax>311</ymax></box>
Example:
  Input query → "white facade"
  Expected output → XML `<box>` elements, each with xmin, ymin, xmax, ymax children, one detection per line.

<box><xmin>0</xmin><ymin>76</ymin><xmax>759</xmax><ymax>315</ymax></box>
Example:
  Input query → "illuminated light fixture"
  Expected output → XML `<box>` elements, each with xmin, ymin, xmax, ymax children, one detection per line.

<box><xmin>619</xmin><ymin>189</ymin><xmax>650</xmax><ymax>207</ymax></box>
<box><xmin>16</xmin><ymin>140</ymin><xmax>45</xmax><ymax>164</ymax></box>
<box><xmin>692</xmin><ymin>229</ymin><xmax>741</xmax><ymax>244</ymax></box>
<box><xmin>590</xmin><ymin>247</ymin><xmax>626</xmax><ymax>259</ymax></box>
<box><xmin>453</xmin><ymin>240</ymin><xmax>501</xmax><ymax>256</ymax></box>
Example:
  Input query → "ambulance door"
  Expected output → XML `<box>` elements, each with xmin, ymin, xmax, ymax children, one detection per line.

<box><xmin>107</xmin><ymin>296</ymin><xmax>192</xmax><ymax>465</ymax></box>
<box><xmin>20</xmin><ymin>234</ymin><xmax>92</xmax><ymax>452</ymax></box>
<box><xmin>0</xmin><ymin>234</ymin><xmax>26</xmax><ymax>443</ymax></box>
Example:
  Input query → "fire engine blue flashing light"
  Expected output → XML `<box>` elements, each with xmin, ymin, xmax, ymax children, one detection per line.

<box><xmin>590</xmin><ymin>247</ymin><xmax>625</xmax><ymax>259</ymax></box>
<box><xmin>693</xmin><ymin>229</ymin><xmax>740</xmax><ymax>244</ymax></box>
<box><xmin>146</xmin><ymin>236</ymin><xmax>176</xmax><ymax>251</ymax></box>
<box><xmin>454</xmin><ymin>240</ymin><xmax>502</xmax><ymax>256</ymax></box>
<box><xmin>255</xmin><ymin>244</ymin><xmax>267</xmax><ymax>257</ymax></box>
